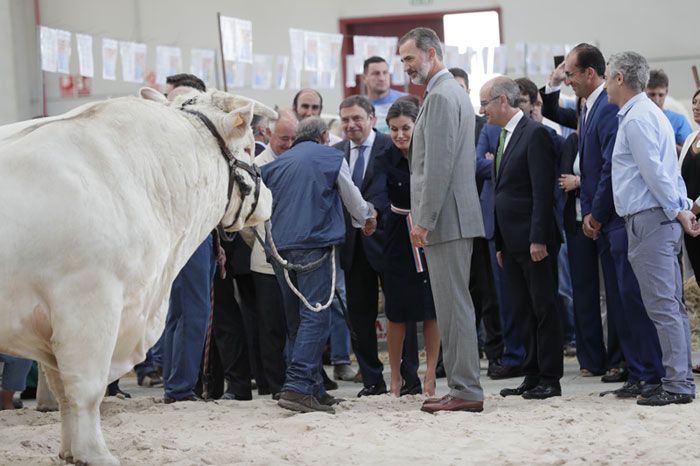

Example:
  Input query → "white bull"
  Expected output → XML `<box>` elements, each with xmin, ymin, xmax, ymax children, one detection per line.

<box><xmin>0</xmin><ymin>88</ymin><xmax>275</xmax><ymax>465</ymax></box>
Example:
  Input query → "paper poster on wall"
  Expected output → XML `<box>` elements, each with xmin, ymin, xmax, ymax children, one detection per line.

<box><xmin>390</xmin><ymin>55</ymin><xmax>406</xmax><ymax>85</ymax></box>
<box><xmin>539</xmin><ymin>45</ymin><xmax>553</xmax><ymax>76</ymax></box>
<box><xmin>220</xmin><ymin>16</ymin><xmax>236</xmax><ymax>61</ymax></box>
<box><xmin>252</xmin><ymin>54</ymin><xmax>273</xmax><ymax>90</ymax></box>
<box><xmin>512</xmin><ymin>43</ymin><xmax>526</xmax><ymax>76</ymax></box>
<box><xmin>156</xmin><ymin>46</ymin><xmax>182</xmax><ymax>85</ymax></box>
<box><xmin>526</xmin><ymin>43</ymin><xmax>542</xmax><ymax>76</ymax></box>
<box><xmin>120</xmin><ymin>41</ymin><xmax>147</xmax><ymax>83</ymax></box>
<box><xmin>275</xmin><ymin>55</ymin><xmax>289</xmax><ymax>90</ymax></box>
<box><xmin>288</xmin><ymin>64</ymin><xmax>302</xmax><ymax>90</ymax></box>
<box><xmin>55</xmin><ymin>29</ymin><xmax>72</xmax><ymax>75</ymax></box>
<box><xmin>328</xmin><ymin>34</ymin><xmax>343</xmax><ymax>72</ymax></box>
<box><xmin>234</xmin><ymin>18</ymin><xmax>253</xmax><ymax>64</ymax></box>
<box><xmin>345</xmin><ymin>55</ymin><xmax>357</xmax><ymax>88</ymax></box>
<box><xmin>492</xmin><ymin>45</ymin><xmax>507</xmax><ymax>75</ymax></box>
<box><xmin>288</xmin><ymin>28</ymin><xmax>304</xmax><ymax>69</ymax></box>
<box><xmin>102</xmin><ymin>38</ymin><xmax>118</xmax><ymax>80</ymax></box>
<box><xmin>190</xmin><ymin>48</ymin><xmax>216</xmax><ymax>86</ymax></box>
<box><xmin>303</xmin><ymin>31</ymin><xmax>319</xmax><ymax>72</ymax></box>
<box><xmin>226</xmin><ymin>61</ymin><xmax>246</xmax><ymax>88</ymax></box>
<box><xmin>76</xmin><ymin>33</ymin><xmax>93</xmax><ymax>77</ymax></box>
<box><xmin>40</xmin><ymin>26</ymin><xmax>58</xmax><ymax>72</ymax></box>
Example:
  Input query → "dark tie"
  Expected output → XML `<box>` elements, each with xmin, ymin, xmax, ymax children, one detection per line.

<box><xmin>495</xmin><ymin>128</ymin><xmax>508</xmax><ymax>176</ymax></box>
<box><xmin>578</xmin><ymin>104</ymin><xmax>588</xmax><ymax>154</ymax></box>
<box><xmin>352</xmin><ymin>145</ymin><xmax>366</xmax><ymax>188</ymax></box>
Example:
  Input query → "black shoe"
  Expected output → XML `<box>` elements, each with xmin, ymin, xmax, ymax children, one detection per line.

<box><xmin>220</xmin><ymin>391</ymin><xmax>252</xmax><ymax>401</ymax></box>
<box><xmin>321</xmin><ymin>369</ymin><xmax>338</xmax><ymax>391</ymax></box>
<box><xmin>637</xmin><ymin>389</ymin><xmax>693</xmax><ymax>406</ymax></box>
<box><xmin>272</xmin><ymin>392</ymin><xmax>281</xmax><ymax>401</ymax></box>
<box><xmin>611</xmin><ymin>381</ymin><xmax>661</xmax><ymax>399</ymax></box>
<box><xmin>601</xmin><ymin>367</ymin><xmax>628</xmax><ymax>383</ymax></box>
<box><xmin>488</xmin><ymin>363</ymin><xmax>523</xmax><ymax>380</ymax></box>
<box><xmin>522</xmin><ymin>384</ymin><xmax>561</xmax><ymax>400</ymax></box>
<box><xmin>163</xmin><ymin>394</ymin><xmax>203</xmax><ymax>404</ymax></box>
<box><xmin>500</xmin><ymin>381</ymin><xmax>538</xmax><ymax>397</ymax></box>
<box><xmin>400</xmin><ymin>383</ymin><xmax>422</xmax><ymax>396</ymax></box>
<box><xmin>20</xmin><ymin>387</ymin><xmax>36</xmax><ymax>400</ymax></box>
<box><xmin>278</xmin><ymin>390</ymin><xmax>335</xmax><ymax>414</ymax></box>
<box><xmin>318</xmin><ymin>393</ymin><xmax>346</xmax><ymax>406</ymax></box>
<box><xmin>357</xmin><ymin>383</ymin><xmax>388</xmax><ymax>397</ymax></box>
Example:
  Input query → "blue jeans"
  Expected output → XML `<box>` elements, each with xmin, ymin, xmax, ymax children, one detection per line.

<box><xmin>558</xmin><ymin>238</ymin><xmax>576</xmax><ymax>344</ymax></box>
<box><xmin>275</xmin><ymin>247</ymin><xmax>333</xmax><ymax>398</ymax></box>
<box><xmin>0</xmin><ymin>354</ymin><xmax>33</xmax><ymax>392</ymax></box>
<box><xmin>134</xmin><ymin>334</ymin><xmax>164</xmax><ymax>379</ymax></box>
<box><xmin>329</xmin><ymin>253</ymin><xmax>351</xmax><ymax>365</ymax></box>
<box><xmin>162</xmin><ymin>235</ymin><xmax>216</xmax><ymax>400</ymax></box>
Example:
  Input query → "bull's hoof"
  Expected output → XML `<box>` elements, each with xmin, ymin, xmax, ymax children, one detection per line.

<box><xmin>58</xmin><ymin>451</ymin><xmax>74</xmax><ymax>463</ymax></box>
<box><xmin>36</xmin><ymin>404</ymin><xmax>59</xmax><ymax>413</ymax></box>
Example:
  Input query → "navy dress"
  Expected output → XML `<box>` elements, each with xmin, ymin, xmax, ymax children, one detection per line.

<box><xmin>380</xmin><ymin>145</ymin><xmax>436</xmax><ymax>323</ymax></box>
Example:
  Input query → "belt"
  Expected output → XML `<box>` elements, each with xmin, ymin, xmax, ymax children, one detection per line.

<box><xmin>623</xmin><ymin>207</ymin><xmax>678</xmax><ymax>225</ymax></box>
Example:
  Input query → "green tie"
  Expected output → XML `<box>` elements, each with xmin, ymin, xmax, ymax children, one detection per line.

<box><xmin>495</xmin><ymin>128</ymin><xmax>508</xmax><ymax>176</ymax></box>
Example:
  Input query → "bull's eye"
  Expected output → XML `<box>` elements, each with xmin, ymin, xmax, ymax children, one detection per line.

<box><xmin>244</xmin><ymin>147</ymin><xmax>252</xmax><ymax>155</ymax></box>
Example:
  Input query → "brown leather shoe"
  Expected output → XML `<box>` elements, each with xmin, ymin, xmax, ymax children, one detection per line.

<box><xmin>422</xmin><ymin>394</ymin><xmax>449</xmax><ymax>407</ymax></box>
<box><xmin>420</xmin><ymin>395</ymin><xmax>483</xmax><ymax>413</ymax></box>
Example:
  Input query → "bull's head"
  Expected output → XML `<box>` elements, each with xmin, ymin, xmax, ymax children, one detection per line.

<box><xmin>139</xmin><ymin>87</ymin><xmax>275</xmax><ymax>232</ymax></box>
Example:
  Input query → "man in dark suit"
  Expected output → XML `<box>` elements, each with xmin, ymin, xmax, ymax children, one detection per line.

<box><xmin>481</xmin><ymin>76</ymin><xmax>563</xmax><ymax>399</ymax></box>
<box><xmin>333</xmin><ymin>95</ymin><xmax>391</xmax><ymax>397</ymax></box>
<box><xmin>541</xmin><ymin>43</ymin><xmax>664</xmax><ymax>396</ymax></box>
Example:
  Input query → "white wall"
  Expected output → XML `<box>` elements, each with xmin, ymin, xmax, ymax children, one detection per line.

<box><xmin>2</xmin><ymin>0</ymin><xmax>699</xmax><ymax>125</ymax></box>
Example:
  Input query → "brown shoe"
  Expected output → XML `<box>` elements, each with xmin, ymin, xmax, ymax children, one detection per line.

<box><xmin>422</xmin><ymin>394</ymin><xmax>449</xmax><ymax>407</ymax></box>
<box><xmin>421</xmin><ymin>395</ymin><xmax>483</xmax><ymax>413</ymax></box>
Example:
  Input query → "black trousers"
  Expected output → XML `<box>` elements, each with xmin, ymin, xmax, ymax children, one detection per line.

<box><xmin>345</xmin><ymin>239</ymin><xmax>384</xmax><ymax>387</ymax></box>
<box><xmin>502</xmin><ymin>247</ymin><xmax>563</xmax><ymax>386</ymax></box>
<box><xmin>470</xmin><ymin>237</ymin><xmax>503</xmax><ymax>362</ymax></box>
<box><xmin>212</xmin><ymin>272</ymin><xmax>252</xmax><ymax>398</ymax></box>
<box><xmin>251</xmin><ymin>272</ymin><xmax>287</xmax><ymax>394</ymax></box>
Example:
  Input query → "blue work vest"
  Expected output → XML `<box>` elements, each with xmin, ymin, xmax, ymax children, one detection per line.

<box><xmin>261</xmin><ymin>141</ymin><xmax>345</xmax><ymax>252</ymax></box>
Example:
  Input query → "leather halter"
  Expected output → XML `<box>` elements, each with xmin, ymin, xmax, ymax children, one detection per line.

<box><xmin>179</xmin><ymin>98</ymin><xmax>262</xmax><ymax>229</ymax></box>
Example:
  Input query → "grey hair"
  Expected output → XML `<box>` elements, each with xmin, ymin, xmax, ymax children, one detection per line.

<box><xmin>489</xmin><ymin>77</ymin><xmax>521</xmax><ymax>108</ymax></box>
<box><xmin>398</xmin><ymin>27</ymin><xmax>443</xmax><ymax>61</ymax></box>
<box><xmin>607</xmin><ymin>51</ymin><xmax>650</xmax><ymax>93</ymax></box>
<box><xmin>296</xmin><ymin>116</ymin><xmax>328</xmax><ymax>141</ymax></box>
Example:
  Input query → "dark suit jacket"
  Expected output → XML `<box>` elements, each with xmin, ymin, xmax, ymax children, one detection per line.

<box><xmin>334</xmin><ymin>130</ymin><xmax>391</xmax><ymax>271</ymax></box>
<box><xmin>476</xmin><ymin>123</ymin><xmax>501</xmax><ymax>240</ymax></box>
<box><xmin>494</xmin><ymin>116</ymin><xmax>560</xmax><ymax>253</ymax></box>
<box><xmin>559</xmin><ymin>133</ymin><xmax>580</xmax><ymax>234</ymax></box>
<box><xmin>540</xmin><ymin>87</ymin><xmax>621</xmax><ymax>231</ymax></box>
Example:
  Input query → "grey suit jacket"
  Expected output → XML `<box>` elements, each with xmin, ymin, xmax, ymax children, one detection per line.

<box><xmin>409</xmin><ymin>72</ymin><xmax>485</xmax><ymax>244</ymax></box>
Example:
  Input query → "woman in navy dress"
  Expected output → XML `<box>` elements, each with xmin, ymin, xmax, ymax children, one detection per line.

<box><xmin>381</xmin><ymin>97</ymin><xmax>439</xmax><ymax>397</ymax></box>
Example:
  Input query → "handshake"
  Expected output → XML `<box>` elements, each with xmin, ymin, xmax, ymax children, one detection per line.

<box><xmin>362</xmin><ymin>209</ymin><xmax>378</xmax><ymax>236</ymax></box>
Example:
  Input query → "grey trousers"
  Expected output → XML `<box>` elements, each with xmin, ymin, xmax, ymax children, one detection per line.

<box><xmin>625</xmin><ymin>208</ymin><xmax>696</xmax><ymax>395</ymax></box>
<box><xmin>424</xmin><ymin>238</ymin><xmax>483</xmax><ymax>401</ymax></box>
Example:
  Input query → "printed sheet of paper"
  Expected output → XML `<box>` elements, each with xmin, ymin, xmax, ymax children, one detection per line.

<box><xmin>102</xmin><ymin>38</ymin><xmax>119</xmax><ymax>80</ymax></box>
<box><xmin>190</xmin><ymin>48</ymin><xmax>216</xmax><ymax>86</ymax></box>
<box><xmin>252</xmin><ymin>54</ymin><xmax>273</xmax><ymax>90</ymax></box>
<box><xmin>55</xmin><ymin>29</ymin><xmax>72</xmax><ymax>74</ymax></box>
<box><xmin>274</xmin><ymin>55</ymin><xmax>289</xmax><ymax>90</ymax></box>
<box><xmin>156</xmin><ymin>46</ymin><xmax>182</xmax><ymax>85</ymax></box>
<box><xmin>40</xmin><ymin>26</ymin><xmax>58</xmax><ymax>72</ymax></box>
<box><xmin>76</xmin><ymin>33</ymin><xmax>93</xmax><ymax>77</ymax></box>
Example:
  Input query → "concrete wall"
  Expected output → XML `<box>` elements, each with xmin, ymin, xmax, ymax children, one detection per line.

<box><xmin>2</xmin><ymin>0</ymin><xmax>698</xmax><ymax>125</ymax></box>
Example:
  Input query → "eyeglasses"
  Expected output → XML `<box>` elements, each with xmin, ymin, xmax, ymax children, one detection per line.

<box><xmin>479</xmin><ymin>95</ymin><xmax>502</xmax><ymax>107</ymax></box>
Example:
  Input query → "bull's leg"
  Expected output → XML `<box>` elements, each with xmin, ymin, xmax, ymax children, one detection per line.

<box><xmin>51</xmin><ymin>280</ymin><xmax>122</xmax><ymax>466</ymax></box>
<box><xmin>42</xmin><ymin>364</ymin><xmax>74</xmax><ymax>463</ymax></box>
<box><xmin>37</xmin><ymin>363</ymin><xmax>59</xmax><ymax>412</ymax></box>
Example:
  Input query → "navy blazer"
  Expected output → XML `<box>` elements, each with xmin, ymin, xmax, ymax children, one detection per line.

<box><xmin>333</xmin><ymin>130</ymin><xmax>391</xmax><ymax>272</ymax></box>
<box><xmin>476</xmin><ymin>123</ymin><xmax>501</xmax><ymax>240</ymax></box>
<box><xmin>540</xmin><ymin>88</ymin><xmax>621</xmax><ymax>231</ymax></box>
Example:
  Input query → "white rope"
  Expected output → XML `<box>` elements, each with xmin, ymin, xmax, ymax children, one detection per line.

<box><xmin>263</xmin><ymin>221</ymin><xmax>336</xmax><ymax>313</ymax></box>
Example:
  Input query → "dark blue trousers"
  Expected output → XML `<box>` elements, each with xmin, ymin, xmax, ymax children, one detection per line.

<box><xmin>162</xmin><ymin>235</ymin><xmax>216</xmax><ymax>400</ymax></box>
<box><xmin>599</xmin><ymin>226</ymin><xmax>664</xmax><ymax>384</ymax></box>
<box><xmin>488</xmin><ymin>239</ymin><xmax>525</xmax><ymax>367</ymax></box>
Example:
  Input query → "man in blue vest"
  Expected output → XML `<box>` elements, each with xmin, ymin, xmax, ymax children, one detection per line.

<box><xmin>262</xmin><ymin>116</ymin><xmax>377</xmax><ymax>414</ymax></box>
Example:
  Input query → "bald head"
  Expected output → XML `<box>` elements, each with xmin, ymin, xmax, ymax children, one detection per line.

<box><xmin>268</xmin><ymin>109</ymin><xmax>299</xmax><ymax>155</ymax></box>
<box><xmin>293</xmin><ymin>88</ymin><xmax>323</xmax><ymax>119</ymax></box>
<box><xmin>479</xmin><ymin>76</ymin><xmax>521</xmax><ymax>127</ymax></box>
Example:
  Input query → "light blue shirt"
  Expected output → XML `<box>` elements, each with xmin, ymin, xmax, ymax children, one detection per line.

<box><xmin>663</xmin><ymin>109</ymin><xmax>693</xmax><ymax>146</ymax></box>
<box><xmin>612</xmin><ymin>92</ymin><xmax>691</xmax><ymax>220</ymax></box>
<box><xmin>370</xmin><ymin>89</ymin><xmax>408</xmax><ymax>133</ymax></box>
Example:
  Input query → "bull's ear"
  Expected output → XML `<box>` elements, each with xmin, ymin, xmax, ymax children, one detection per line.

<box><xmin>139</xmin><ymin>87</ymin><xmax>168</xmax><ymax>104</ymax></box>
<box><xmin>222</xmin><ymin>102</ymin><xmax>253</xmax><ymax>140</ymax></box>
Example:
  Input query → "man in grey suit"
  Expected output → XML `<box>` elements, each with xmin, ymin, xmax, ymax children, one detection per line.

<box><xmin>398</xmin><ymin>27</ymin><xmax>485</xmax><ymax>413</ymax></box>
